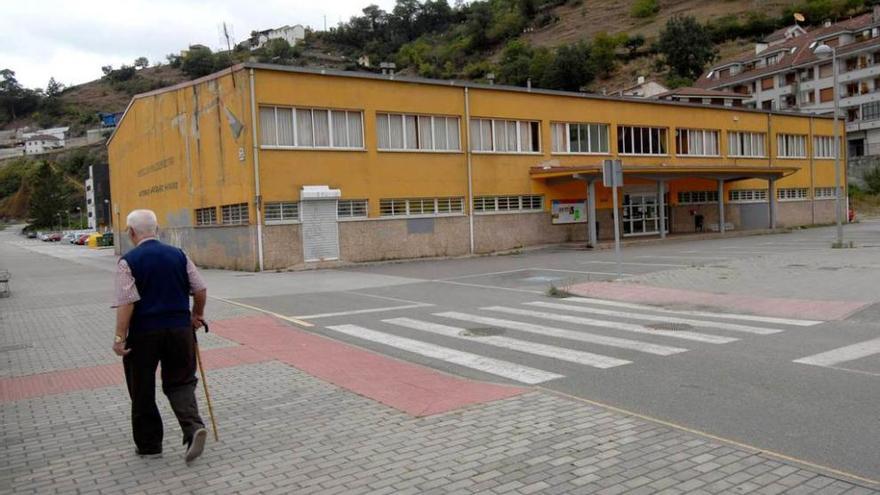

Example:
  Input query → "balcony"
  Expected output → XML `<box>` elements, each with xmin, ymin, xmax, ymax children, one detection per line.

<box><xmin>838</xmin><ymin>63</ymin><xmax>880</xmax><ymax>83</ymax></box>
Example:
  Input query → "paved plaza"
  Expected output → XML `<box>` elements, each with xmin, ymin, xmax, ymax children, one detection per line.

<box><xmin>2</xmin><ymin>223</ymin><xmax>879</xmax><ymax>494</ymax></box>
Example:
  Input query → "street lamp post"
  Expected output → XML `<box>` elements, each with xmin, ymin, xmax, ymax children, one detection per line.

<box><xmin>813</xmin><ymin>43</ymin><xmax>845</xmax><ymax>246</ymax></box>
<box><xmin>103</xmin><ymin>199</ymin><xmax>110</xmax><ymax>232</ymax></box>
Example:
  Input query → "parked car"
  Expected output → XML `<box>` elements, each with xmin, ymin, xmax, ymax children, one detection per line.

<box><xmin>48</xmin><ymin>232</ymin><xmax>62</xmax><ymax>242</ymax></box>
<box><xmin>75</xmin><ymin>233</ymin><xmax>91</xmax><ymax>245</ymax></box>
<box><xmin>61</xmin><ymin>232</ymin><xmax>77</xmax><ymax>243</ymax></box>
<box><xmin>26</xmin><ymin>231</ymin><xmax>37</xmax><ymax>239</ymax></box>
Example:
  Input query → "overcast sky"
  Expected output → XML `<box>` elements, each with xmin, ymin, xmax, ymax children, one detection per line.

<box><xmin>1</xmin><ymin>0</ymin><xmax>395</xmax><ymax>90</ymax></box>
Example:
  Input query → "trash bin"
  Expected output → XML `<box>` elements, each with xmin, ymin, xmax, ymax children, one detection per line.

<box><xmin>101</xmin><ymin>232</ymin><xmax>114</xmax><ymax>247</ymax></box>
<box><xmin>87</xmin><ymin>233</ymin><xmax>102</xmax><ymax>248</ymax></box>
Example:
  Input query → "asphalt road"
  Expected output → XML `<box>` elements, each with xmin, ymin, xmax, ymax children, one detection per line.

<box><xmin>222</xmin><ymin>223</ymin><xmax>880</xmax><ymax>482</ymax></box>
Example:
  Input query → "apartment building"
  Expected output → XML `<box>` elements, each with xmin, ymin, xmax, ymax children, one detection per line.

<box><xmin>696</xmin><ymin>8</ymin><xmax>880</xmax><ymax>186</ymax></box>
<box><xmin>107</xmin><ymin>63</ymin><xmax>842</xmax><ymax>271</ymax></box>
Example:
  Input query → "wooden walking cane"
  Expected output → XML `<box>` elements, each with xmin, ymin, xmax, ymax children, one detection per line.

<box><xmin>194</xmin><ymin>321</ymin><xmax>219</xmax><ymax>441</ymax></box>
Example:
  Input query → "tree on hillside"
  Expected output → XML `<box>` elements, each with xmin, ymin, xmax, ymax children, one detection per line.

<box><xmin>134</xmin><ymin>57</ymin><xmax>150</xmax><ymax>69</ymax></box>
<box><xmin>497</xmin><ymin>40</ymin><xmax>534</xmax><ymax>86</ymax></box>
<box><xmin>542</xmin><ymin>42</ymin><xmax>594</xmax><ymax>92</ymax></box>
<box><xmin>181</xmin><ymin>45</ymin><xmax>217</xmax><ymax>78</ymax></box>
<box><xmin>624</xmin><ymin>34</ymin><xmax>645</xmax><ymax>57</ymax></box>
<box><xmin>28</xmin><ymin>162</ymin><xmax>69</xmax><ymax>228</ymax></box>
<box><xmin>46</xmin><ymin>77</ymin><xmax>64</xmax><ymax>97</ymax></box>
<box><xmin>0</xmin><ymin>69</ymin><xmax>41</xmax><ymax>123</ymax></box>
<box><xmin>257</xmin><ymin>39</ymin><xmax>299</xmax><ymax>64</ymax></box>
<box><xmin>657</xmin><ymin>15</ymin><xmax>717</xmax><ymax>83</ymax></box>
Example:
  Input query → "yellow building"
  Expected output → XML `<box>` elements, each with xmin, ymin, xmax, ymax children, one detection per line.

<box><xmin>108</xmin><ymin>63</ymin><xmax>845</xmax><ymax>271</ymax></box>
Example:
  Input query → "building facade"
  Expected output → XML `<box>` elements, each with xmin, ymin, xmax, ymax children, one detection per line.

<box><xmin>696</xmin><ymin>8</ymin><xmax>880</xmax><ymax>186</ymax></box>
<box><xmin>85</xmin><ymin>164</ymin><xmax>111</xmax><ymax>230</ymax></box>
<box><xmin>107</xmin><ymin>63</ymin><xmax>844</xmax><ymax>271</ymax></box>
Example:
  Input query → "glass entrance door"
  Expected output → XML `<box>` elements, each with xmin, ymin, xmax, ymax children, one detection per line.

<box><xmin>622</xmin><ymin>193</ymin><xmax>669</xmax><ymax>236</ymax></box>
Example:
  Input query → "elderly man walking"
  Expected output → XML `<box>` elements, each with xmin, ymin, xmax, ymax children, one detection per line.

<box><xmin>112</xmin><ymin>209</ymin><xmax>208</xmax><ymax>463</ymax></box>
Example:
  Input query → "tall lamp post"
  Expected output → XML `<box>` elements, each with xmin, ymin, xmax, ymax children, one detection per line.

<box><xmin>813</xmin><ymin>43</ymin><xmax>845</xmax><ymax>246</ymax></box>
<box><xmin>103</xmin><ymin>199</ymin><xmax>110</xmax><ymax>232</ymax></box>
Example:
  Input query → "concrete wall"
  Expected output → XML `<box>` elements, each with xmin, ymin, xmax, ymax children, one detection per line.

<box><xmin>848</xmin><ymin>155</ymin><xmax>879</xmax><ymax>188</ymax></box>
<box><xmin>263</xmin><ymin>224</ymin><xmax>304</xmax><ymax>269</ymax></box>
<box><xmin>474</xmin><ymin>212</ymin><xmax>593</xmax><ymax>252</ymax></box>
<box><xmin>339</xmin><ymin>216</ymin><xmax>470</xmax><ymax>262</ymax></box>
<box><xmin>165</xmin><ymin>226</ymin><xmax>257</xmax><ymax>271</ymax></box>
<box><xmin>776</xmin><ymin>201</ymin><xmax>813</xmax><ymax>228</ymax></box>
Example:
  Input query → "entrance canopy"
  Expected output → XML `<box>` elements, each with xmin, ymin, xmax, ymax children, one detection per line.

<box><xmin>529</xmin><ymin>164</ymin><xmax>799</xmax><ymax>183</ymax></box>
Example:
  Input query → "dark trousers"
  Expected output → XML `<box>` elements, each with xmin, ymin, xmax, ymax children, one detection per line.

<box><xmin>123</xmin><ymin>327</ymin><xmax>205</xmax><ymax>454</ymax></box>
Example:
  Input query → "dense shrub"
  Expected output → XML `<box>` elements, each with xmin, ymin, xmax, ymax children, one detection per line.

<box><xmin>631</xmin><ymin>0</ymin><xmax>659</xmax><ymax>18</ymax></box>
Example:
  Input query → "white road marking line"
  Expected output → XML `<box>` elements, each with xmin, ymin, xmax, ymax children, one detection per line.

<box><xmin>580</xmin><ymin>260</ymin><xmax>689</xmax><ymax>267</ymax></box>
<box><xmin>479</xmin><ymin>307</ymin><xmax>737</xmax><ymax>344</ymax></box>
<box><xmin>793</xmin><ymin>337</ymin><xmax>880</xmax><ymax>367</ymax></box>
<box><xmin>526</xmin><ymin>302</ymin><xmax>782</xmax><ymax>335</ymax></box>
<box><xmin>433</xmin><ymin>280</ymin><xmax>544</xmax><ymax>294</ymax></box>
<box><xmin>212</xmin><ymin>296</ymin><xmax>314</xmax><ymax>327</ymax></box>
<box><xmin>343</xmin><ymin>291</ymin><xmax>433</xmax><ymax>305</ymax></box>
<box><xmin>442</xmin><ymin>267</ymin><xmax>625</xmax><ymax>280</ymax></box>
<box><xmin>636</xmin><ymin>255</ymin><xmax>727</xmax><ymax>260</ymax></box>
<box><xmin>325</xmin><ymin>324</ymin><xmax>562</xmax><ymax>384</ymax></box>
<box><xmin>385</xmin><ymin>318</ymin><xmax>631</xmax><ymax>368</ymax></box>
<box><xmin>563</xmin><ymin>297</ymin><xmax>822</xmax><ymax>327</ymax></box>
<box><xmin>430</xmin><ymin>313</ymin><xmax>686</xmax><ymax>356</ymax></box>
<box><xmin>295</xmin><ymin>303</ymin><xmax>432</xmax><ymax>319</ymax></box>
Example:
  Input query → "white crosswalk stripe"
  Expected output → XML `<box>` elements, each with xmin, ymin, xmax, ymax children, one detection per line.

<box><xmin>793</xmin><ymin>337</ymin><xmax>880</xmax><ymax>368</ymax></box>
<box><xmin>525</xmin><ymin>301</ymin><xmax>782</xmax><ymax>335</ymax></box>
<box><xmin>481</xmin><ymin>306</ymin><xmax>738</xmax><ymax>344</ymax></box>
<box><xmin>431</xmin><ymin>312</ymin><xmax>687</xmax><ymax>356</ymax></box>
<box><xmin>325</xmin><ymin>324</ymin><xmax>563</xmax><ymax>384</ymax></box>
<box><xmin>384</xmin><ymin>318</ymin><xmax>631</xmax><ymax>369</ymax></box>
<box><xmin>563</xmin><ymin>297</ymin><xmax>821</xmax><ymax>327</ymax></box>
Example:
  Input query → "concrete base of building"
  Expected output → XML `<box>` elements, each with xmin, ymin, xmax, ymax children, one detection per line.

<box><xmin>114</xmin><ymin>200</ymin><xmax>844</xmax><ymax>271</ymax></box>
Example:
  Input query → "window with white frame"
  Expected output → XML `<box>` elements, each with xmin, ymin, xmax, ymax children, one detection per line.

<box><xmin>195</xmin><ymin>207</ymin><xmax>217</xmax><ymax>226</ymax></box>
<box><xmin>814</xmin><ymin>187</ymin><xmax>837</xmax><ymax>199</ymax></box>
<box><xmin>677</xmin><ymin>190</ymin><xmax>719</xmax><ymax>205</ymax></box>
<box><xmin>259</xmin><ymin>106</ymin><xmax>364</xmax><ymax>149</ymax></box>
<box><xmin>813</xmin><ymin>136</ymin><xmax>837</xmax><ymax>158</ymax></box>
<box><xmin>379</xmin><ymin>197</ymin><xmax>464</xmax><ymax>217</ymax></box>
<box><xmin>776</xmin><ymin>134</ymin><xmax>807</xmax><ymax>158</ymax></box>
<box><xmin>376</xmin><ymin>113</ymin><xmax>461</xmax><ymax>151</ymax></box>
<box><xmin>338</xmin><ymin>199</ymin><xmax>368</xmax><ymax>218</ymax></box>
<box><xmin>675</xmin><ymin>129</ymin><xmax>720</xmax><ymax>156</ymax></box>
<box><xmin>469</xmin><ymin>118</ymin><xmax>541</xmax><ymax>153</ymax></box>
<box><xmin>728</xmin><ymin>131</ymin><xmax>766</xmax><ymax>157</ymax></box>
<box><xmin>617</xmin><ymin>125</ymin><xmax>668</xmax><ymax>155</ymax></box>
<box><xmin>473</xmin><ymin>195</ymin><xmax>544</xmax><ymax>213</ymax></box>
<box><xmin>264</xmin><ymin>201</ymin><xmax>299</xmax><ymax>223</ymax></box>
<box><xmin>220</xmin><ymin>203</ymin><xmax>249</xmax><ymax>225</ymax></box>
<box><xmin>550</xmin><ymin>123</ymin><xmax>609</xmax><ymax>153</ymax></box>
<box><xmin>777</xmin><ymin>188</ymin><xmax>808</xmax><ymax>201</ymax></box>
<box><xmin>729</xmin><ymin>189</ymin><xmax>768</xmax><ymax>203</ymax></box>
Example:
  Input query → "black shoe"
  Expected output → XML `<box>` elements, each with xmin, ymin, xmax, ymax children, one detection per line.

<box><xmin>135</xmin><ymin>448</ymin><xmax>163</xmax><ymax>459</ymax></box>
<box><xmin>184</xmin><ymin>428</ymin><xmax>207</xmax><ymax>463</ymax></box>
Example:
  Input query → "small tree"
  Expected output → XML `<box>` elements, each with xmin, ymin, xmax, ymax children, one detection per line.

<box><xmin>46</xmin><ymin>77</ymin><xmax>64</xmax><ymax>97</ymax></box>
<box><xmin>864</xmin><ymin>164</ymin><xmax>880</xmax><ymax>195</ymax></box>
<box><xmin>180</xmin><ymin>46</ymin><xmax>216</xmax><ymax>78</ymax></box>
<box><xmin>624</xmin><ymin>34</ymin><xmax>645</xmax><ymax>56</ymax></box>
<box><xmin>657</xmin><ymin>15</ymin><xmax>717</xmax><ymax>81</ymax></box>
<box><xmin>28</xmin><ymin>162</ymin><xmax>69</xmax><ymax>228</ymax></box>
<box><xmin>631</xmin><ymin>0</ymin><xmax>658</xmax><ymax>18</ymax></box>
<box><xmin>134</xmin><ymin>57</ymin><xmax>150</xmax><ymax>69</ymax></box>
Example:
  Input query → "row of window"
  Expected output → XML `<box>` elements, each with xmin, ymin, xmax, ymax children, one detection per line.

<box><xmin>195</xmin><ymin>203</ymin><xmax>249</xmax><ymax>226</ymax></box>
<box><xmin>194</xmin><ymin>187</ymin><xmax>839</xmax><ymax>226</ymax></box>
<box><xmin>729</xmin><ymin>187</ymin><xmax>838</xmax><ymax>203</ymax></box>
<box><xmin>258</xmin><ymin>106</ymin><xmax>839</xmax><ymax>158</ymax></box>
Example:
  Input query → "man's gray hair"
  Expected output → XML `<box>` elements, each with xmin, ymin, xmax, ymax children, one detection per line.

<box><xmin>126</xmin><ymin>209</ymin><xmax>159</xmax><ymax>236</ymax></box>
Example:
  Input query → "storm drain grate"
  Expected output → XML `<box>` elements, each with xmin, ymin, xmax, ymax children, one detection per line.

<box><xmin>0</xmin><ymin>343</ymin><xmax>32</xmax><ymax>353</ymax></box>
<box><xmin>460</xmin><ymin>327</ymin><xmax>505</xmax><ymax>337</ymax></box>
<box><xmin>647</xmin><ymin>322</ymin><xmax>694</xmax><ymax>332</ymax></box>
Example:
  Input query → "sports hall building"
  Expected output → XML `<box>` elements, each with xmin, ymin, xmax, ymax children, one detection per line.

<box><xmin>107</xmin><ymin>63</ymin><xmax>844</xmax><ymax>270</ymax></box>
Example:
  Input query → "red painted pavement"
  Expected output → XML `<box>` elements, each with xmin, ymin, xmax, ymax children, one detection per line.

<box><xmin>0</xmin><ymin>346</ymin><xmax>269</xmax><ymax>403</ymax></box>
<box><xmin>2</xmin><ymin>316</ymin><xmax>526</xmax><ymax>416</ymax></box>
<box><xmin>210</xmin><ymin>316</ymin><xmax>527</xmax><ymax>417</ymax></box>
<box><xmin>567</xmin><ymin>282</ymin><xmax>868</xmax><ymax>321</ymax></box>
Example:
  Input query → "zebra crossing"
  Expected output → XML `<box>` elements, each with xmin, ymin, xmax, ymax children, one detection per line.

<box><xmin>325</xmin><ymin>296</ymin><xmax>825</xmax><ymax>384</ymax></box>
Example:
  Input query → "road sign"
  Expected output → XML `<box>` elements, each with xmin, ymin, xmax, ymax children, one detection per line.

<box><xmin>602</xmin><ymin>159</ymin><xmax>623</xmax><ymax>188</ymax></box>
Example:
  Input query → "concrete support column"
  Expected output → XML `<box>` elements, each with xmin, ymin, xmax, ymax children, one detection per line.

<box><xmin>718</xmin><ymin>179</ymin><xmax>725</xmax><ymax>234</ymax></box>
<box><xmin>587</xmin><ymin>179</ymin><xmax>598</xmax><ymax>247</ymax></box>
<box><xmin>658</xmin><ymin>179</ymin><xmax>666</xmax><ymax>239</ymax></box>
<box><xmin>769</xmin><ymin>177</ymin><xmax>777</xmax><ymax>229</ymax></box>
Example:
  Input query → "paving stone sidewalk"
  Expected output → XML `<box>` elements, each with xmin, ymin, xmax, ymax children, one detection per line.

<box><xmin>1</xmin><ymin>233</ymin><xmax>878</xmax><ymax>494</ymax></box>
